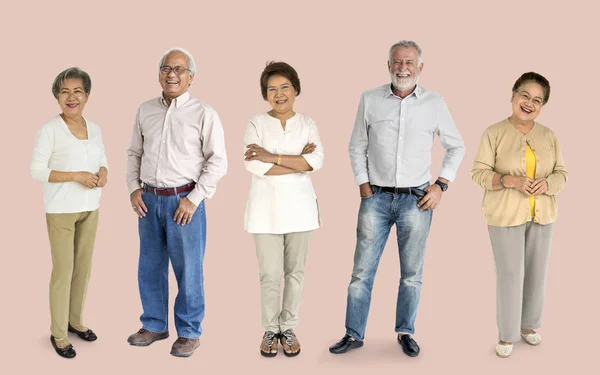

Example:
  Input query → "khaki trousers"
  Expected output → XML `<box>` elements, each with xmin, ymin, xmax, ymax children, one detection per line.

<box><xmin>253</xmin><ymin>231</ymin><xmax>311</xmax><ymax>333</ymax></box>
<box><xmin>46</xmin><ymin>210</ymin><xmax>99</xmax><ymax>345</ymax></box>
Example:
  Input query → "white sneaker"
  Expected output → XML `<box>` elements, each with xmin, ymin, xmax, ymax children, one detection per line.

<box><xmin>495</xmin><ymin>342</ymin><xmax>513</xmax><ymax>358</ymax></box>
<box><xmin>521</xmin><ymin>332</ymin><xmax>542</xmax><ymax>345</ymax></box>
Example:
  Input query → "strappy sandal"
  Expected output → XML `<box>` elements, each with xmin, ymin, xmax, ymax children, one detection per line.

<box><xmin>260</xmin><ymin>331</ymin><xmax>279</xmax><ymax>357</ymax></box>
<box><xmin>280</xmin><ymin>329</ymin><xmax>301</xmax><ymax>357</ymax></box>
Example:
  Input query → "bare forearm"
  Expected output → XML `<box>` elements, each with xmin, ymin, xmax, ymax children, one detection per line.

<box><xmin>265</xmin><ymin>164</ymin><xmax>298</xmax><ymax>175</ymax></box>
<box><xmin>48</xmin><ymin>171</ymin><xmax>77</xmax><ymax>183</ymax></box>
<box><xmin>278</xmin><ymin>155</ymin><xmax>313</xmax><ymax>172</ymax></box>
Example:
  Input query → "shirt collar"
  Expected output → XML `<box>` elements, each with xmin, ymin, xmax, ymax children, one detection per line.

<box><xmin>385</xmin><ymin>84</ymin><xmax>422</xmax><ymax>99</ymax></box>
<box><xmin>161</xmin><ymin>91</ymin><xmax>191</xmax><ymax>108</ymax></box>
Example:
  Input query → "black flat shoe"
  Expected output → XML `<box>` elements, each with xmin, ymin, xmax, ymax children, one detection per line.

<box><xmin>397</xmin><ymin>334</ymin><xmax>420</xmax><ymax>357</ymax></box>
<box><xmin>68</xmin><ymin>323</ymin><xmax>97</xmax><ymax>341</ymax></box>
<box><xmin>329</xmin><ymin>334</ymin><xmax>364</xmax><ymax>354</ymax></box>
<box><xmin>51</xmin><ymin>336</ymin><xmax>76</xmax><ymax>359</ymax></box>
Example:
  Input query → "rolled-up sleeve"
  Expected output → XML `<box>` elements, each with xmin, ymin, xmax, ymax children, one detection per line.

<box><xmin>471</xmin><ymin>129</ymin><xmax>496</xmax><ymax>190</ymax></box>
<box><xmin>30</xmin><ymin>125</ymin><xmax>53</xmax><ymax>182</ymax></box>
<box><xmin>243</xmin><ymin>120</ymin><xmax>274</xmax><ymax>177</ymax></box>
<box><xmin>187</xmin><ymin>108</ymin><xmax>228</xmax><ymax>206</ymax></box>
<box><xmin>349</xmin><ymin>93</ymin><xmax>369</xmax><ymax>185</ymax></box>
<box><xmin>436</xmin><ymin>98</ymin><xmax>466</xmax><ymax>182</ymax></box>
<box><xmin>545</xmin><ymin>133</ymin><xmax>568</xmax><ymax>196</ymax></box>
<box><xmin>97</xmin><ymin>126</ymin><xmax>109</xmax><ymax>170</ymax></box>
<box><xmin>126</xmin><ymin>107</ymin><xmax>143</xmax><ymax>194</ymax></box>
<box><xmin>302</xmin><ymin>119</ymin><xmax>324</xmax><ymax>172</ymax></box>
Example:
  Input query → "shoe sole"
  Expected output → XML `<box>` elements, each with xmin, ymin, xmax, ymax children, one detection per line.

<box><xmin>521</xmin><ymin>335</ymin><xmax>541</xmax><ymax>346</ymax></box>
<box><xmin>283</xmin><ymin>348</ymin><xmax>301</xmax><ymax>357</ymax></box>
<box><xmin>170</xmin><ymin>345</ymin><xmax>200</xmax><ymax>357</ymax></box>
<box><xmin>329</xmin><ymin>341</ymin><xmax>364</xmax><ymax>354</ymax></box>
<box><xmin>128</xmin><ymin>333</ymin><xmax>169</xmax><ymax>346</ymax></box>
<box><xmin>260</xmin><ymin>350</ymin><xmax>278</xmax><ymax>357</ymax></box>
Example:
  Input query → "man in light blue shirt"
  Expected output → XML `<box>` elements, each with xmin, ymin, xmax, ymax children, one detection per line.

<box><xmin>329</xmin><ymin>40</ymin><xmax>465</xmax><ymax>357</ymax></box>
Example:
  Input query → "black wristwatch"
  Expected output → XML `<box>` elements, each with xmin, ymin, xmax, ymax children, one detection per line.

<box><xmin>434</xmin><ymin>180</ymin><xmax>448</xmax><ymax>192</ymax></box>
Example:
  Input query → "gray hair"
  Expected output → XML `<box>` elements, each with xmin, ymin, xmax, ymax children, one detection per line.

<box><xmin>388</xmin><ymin>40</ymin><xmax>423</xmax><ymax>64</ymax></box>
<box><xmin>157</xmin><ymin>47</ymin><xmax>196</xmax><ymax>75</ymax></box>
<box><xmin>52</xmin><ymin>67</ymin><xmax>92</xmax><ymax>99</ymax></box>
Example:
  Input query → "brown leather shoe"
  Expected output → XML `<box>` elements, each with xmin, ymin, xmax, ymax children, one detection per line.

<box><xmin>127</xmin><ymin>328</ymin><xmax>169</xmax><ymax>346</ymax></box>
<box><xmin>170</xmin><ymin>337</ymin><xmax>200</xmax><ymax>357</ymax></box>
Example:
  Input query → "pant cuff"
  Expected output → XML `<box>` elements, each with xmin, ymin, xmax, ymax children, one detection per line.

<box><xmin>345</xmin><ymin>328</ymin><xmax>363</xmax><ymax>341</ymax></box>
<box><xmin>142</xmin><ymin>325</ymin><xmax>168</xmax><ymax>334</ymax></box>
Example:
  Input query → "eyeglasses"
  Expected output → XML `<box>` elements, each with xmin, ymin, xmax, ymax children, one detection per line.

<box><xmin>267</xmin><ymin>84</ymin><xmax>293</xmax><ymax>94</ymax></box>
<box><xmin>58</xmin><ymin>90</ymin><xmax>86</xmax><ymax>99</ymax></box>
<box><xmin>160</xmin><ymin>66</ymin><xmax>190</xmax><ymax>75</ymax></box>
<box><xmin>516</xmin><ymin>91</ymin><xmax>544</xmax><ymax>107</ymax></box>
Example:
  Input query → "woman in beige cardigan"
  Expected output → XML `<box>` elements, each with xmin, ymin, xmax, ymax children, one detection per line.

<box><xmin>471</xmin><ymin>72</ymin><xmax>567</xmax><ymax>358</ymax></box>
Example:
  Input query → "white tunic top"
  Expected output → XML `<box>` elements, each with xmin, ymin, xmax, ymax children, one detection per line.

<box><xmin>244</xmin><ymin>112</ymin><xmax>324</xmax><ymax>234</ymax></box>
<box><xmin>30</xmin><ymin>115</ymin><xmax>109</xmax><ymax>214</ymax></box>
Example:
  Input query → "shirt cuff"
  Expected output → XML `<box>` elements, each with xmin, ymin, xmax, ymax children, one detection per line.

<box><xmin>302</xmin><ymin>154</ymin><xmax>323</xmax><ymax>172</ymax></box>
<box><xmin>354</xmin><ymin>173</ymin><xmax>369</xmax><ymax>186</ymax></box>
<box><xmin>186</xmin><ymin>189</ymin><xmax>204</xmax><ymax>207</ymax></box>
<box><xmin>127</xmin><ymin>180</ymin><xmax>142</xmax><ymax>195</ymax></box>
<box><xmin>438</xmin><ymin>167</ymin><xmax>457</xmax><ymax>183</ymax></box>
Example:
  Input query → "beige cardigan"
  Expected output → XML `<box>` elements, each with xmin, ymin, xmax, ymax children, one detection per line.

<box><xmin>471</xmin><ymin>119</ymin><xmax>568</xmax><ymax>227</ymax></box>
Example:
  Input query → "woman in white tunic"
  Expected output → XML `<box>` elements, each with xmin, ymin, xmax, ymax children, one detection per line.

<box><xmin>244</xmin><ymin>62</ymin><xmax>324</xmax><ymax>358</ymax></box>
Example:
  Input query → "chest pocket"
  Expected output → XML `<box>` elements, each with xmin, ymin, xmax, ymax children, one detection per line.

<box><xmin>367</xmin><ymin>118</ymin><xmax>396</xmax><ymax>146</ymax></box>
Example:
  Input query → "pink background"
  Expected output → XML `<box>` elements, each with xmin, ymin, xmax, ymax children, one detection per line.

<box><xmin>2</xmin><ymin>0</ymin><xmax>597</xmax><ymax>373</ymax></box>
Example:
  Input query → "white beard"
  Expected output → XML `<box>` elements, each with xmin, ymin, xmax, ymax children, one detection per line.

<box><xmin>390</xmin><ymin>72</ymin><xmax>419</xmax><ymax>91</ymax></box>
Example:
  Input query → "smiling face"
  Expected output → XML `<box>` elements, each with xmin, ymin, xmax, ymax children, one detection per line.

<box><xmin>159</xmin><ymin>51</ymin><xmax>194</xmax><ymax>100</ymax></box>
<box><xmin>57</xmin><ymin>78</ymin><xmax>88</xmax><ymax>117</ymax></box>
<box><xmin>511</xmin><ymin>81</ymin><xmax>545</xmax><ymax>123</ymax></box>
<box><xmin>266</xmin><ymin>74</ymin><xmax>296</xmax><ymax>116</ymax></box>
<box><xmin>388</xmin><ymin>46</ymin><xmax>423</xmax><ymax>93</ymax></box>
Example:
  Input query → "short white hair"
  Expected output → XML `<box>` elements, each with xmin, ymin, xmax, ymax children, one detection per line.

<box><xmin>157</xmin><ymin>47</ymin><xmax>196</xmax><ymax>75</ymax></box>
<box><xmin>388</xmin><ymin>40</ymin><xmax>423</xmax><ymax>65</ymax></box>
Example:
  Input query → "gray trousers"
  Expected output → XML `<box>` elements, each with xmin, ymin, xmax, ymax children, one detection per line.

<box><xmin>253</xmin><ymin>231</ymin><xmax>311</xmax><ymax>333</ymax></box>
<box><xmin>488</xmin><ymin>221</ymin><xmax>554</xmax><ymax>342</ymax></box>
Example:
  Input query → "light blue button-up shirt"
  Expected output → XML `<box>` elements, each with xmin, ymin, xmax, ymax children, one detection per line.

<box><xmin>349</xmin><ymin>84</ymin><xmax>465</xmax><ymax>187</ymax></box>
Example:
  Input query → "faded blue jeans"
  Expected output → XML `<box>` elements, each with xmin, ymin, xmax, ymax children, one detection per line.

<box><xmin>345</xmin><ymin>183</ymin><xmax>432</xmax><ymax>340</ymax></box>
<box><xmin>137</xmin><ymin>188</ymin><xmax>206</xmax><ymax>339</ymax></box>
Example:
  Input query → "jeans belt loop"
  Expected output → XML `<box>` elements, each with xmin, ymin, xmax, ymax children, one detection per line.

<box><xmin>408</xmin><ymin>187</ymin><xmax>412</xmax><ymax>195</ymax></box>
<box><xmin>174</xmin><ymin>186</ymin><xmax>178</xmax><ymax>196</ymax></box>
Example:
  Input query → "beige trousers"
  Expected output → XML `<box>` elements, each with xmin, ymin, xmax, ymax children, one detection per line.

<box><xmin>488</xmin><ymin>221</ymin><xmax>554</xmax><ymax>343</ymax></box>
<box><xmin>46</xmin><ymin>210</ymin><xmax>99</xmax><ymax>346</ymax></box>
<box><xmin>253</xmin><ymin>231</ymin><xmax>311</xmax><ymax>333</ymax></box>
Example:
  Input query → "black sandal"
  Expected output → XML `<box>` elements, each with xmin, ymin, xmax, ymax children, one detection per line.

<box><xmin>51</xmin><ymin>336</ymin><xmax>76</xmax><ymax>358</ymax></box>
<box><xmin>68</xmin><ymin>323</ymin><xmax>98</xmax><ymax>341</ymax></box>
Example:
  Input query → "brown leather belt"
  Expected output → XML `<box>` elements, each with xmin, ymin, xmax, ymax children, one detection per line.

<box><xmin>143</xmin><ymin>182</ymin><xmax>195</xmax><ymax>196</ymax></box>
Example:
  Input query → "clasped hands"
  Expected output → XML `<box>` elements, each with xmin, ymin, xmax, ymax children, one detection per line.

<box><xmin>74</xmin><ymin>168</ymin><xmax>108</xmax><ymax>189</ymax></box>
<box><xmin>504</xmin><ymin>175</ymin><xmax>547</xmax><ymax>196</ymax></box>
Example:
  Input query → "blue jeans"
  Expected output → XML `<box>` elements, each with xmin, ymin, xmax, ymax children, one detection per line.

<box><xmin>345</xmin><ymin>183</ymin><xmax>432</xmax><ymax>340</ymax></box>
<box><xmin>137</xmin><ymin>188</ymin><xmax>206</xmax><ymax>339</ymax></box>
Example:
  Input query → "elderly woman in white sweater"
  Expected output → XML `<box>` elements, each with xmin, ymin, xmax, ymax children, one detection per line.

<box><xmin>30</xmin><ymin>67</ymin><xmax>108</xmax><ymax>359</ymax></box>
